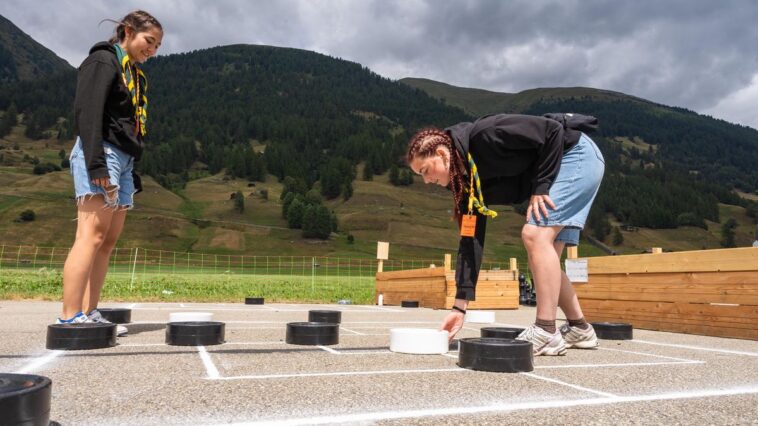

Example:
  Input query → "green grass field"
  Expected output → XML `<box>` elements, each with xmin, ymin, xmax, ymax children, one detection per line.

<box><xmin>0</xmin><ymin>269</ymin><xmax>376</xmax><ymax>304</ymax></box>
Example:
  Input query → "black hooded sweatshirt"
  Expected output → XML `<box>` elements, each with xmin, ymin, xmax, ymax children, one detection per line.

<box><xmin>73</xmin><ymin>42</ymin><xmax>144</xmax><ymax>179</ymax></box>
<box><xmin>445</xmin><ymin>113</ymin><xmax>582</xmax><ymax>300</ymax></box>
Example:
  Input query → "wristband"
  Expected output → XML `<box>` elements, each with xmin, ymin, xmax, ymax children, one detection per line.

<box><xmin>452</xmin><ymin>305</ymin><xmax>466</xmax><ymax>314</ymax></box>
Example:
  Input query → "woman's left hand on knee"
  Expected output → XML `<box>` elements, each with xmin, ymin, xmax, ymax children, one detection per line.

<box><xmin>526</xmin><ymin>194</ymin><xmax>556</xmax><ymax>222</ymax></box>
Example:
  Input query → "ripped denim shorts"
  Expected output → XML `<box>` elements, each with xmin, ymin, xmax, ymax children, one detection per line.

<box><xmin>69</xmin><ymin>137</ymin><xmax>135</xmax><ymax>209</ymax></box>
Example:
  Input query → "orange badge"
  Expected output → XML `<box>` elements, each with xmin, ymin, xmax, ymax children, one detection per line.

<box><xmin>460</xmin><ymin>214</ymin><xmax>477</xmax><ymax>237</ymax></box>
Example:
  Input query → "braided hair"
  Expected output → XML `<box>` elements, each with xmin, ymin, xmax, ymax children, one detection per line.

<box><xmin>406</xmin><ymin>128</ymin><xmax>468</xmax><ymax>219</ymax></box>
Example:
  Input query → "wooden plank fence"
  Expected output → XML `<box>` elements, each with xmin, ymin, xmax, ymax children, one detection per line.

<box><xmin>573</xmin><ymin>247</ymin><xmax>758</xmax><ymax>340</ymax></box>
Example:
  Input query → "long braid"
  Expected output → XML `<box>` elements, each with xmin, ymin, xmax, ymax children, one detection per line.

<box><xmin>407</xmin><ymin>128</ymin><xmax>468</xmax><ymax>220</ymax></box>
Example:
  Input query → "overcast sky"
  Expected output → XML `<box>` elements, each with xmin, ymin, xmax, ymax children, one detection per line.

<box><xmin>2</xmin><ymin>0</ymin><xmax>757</xmax><ymax>129</ymax></box>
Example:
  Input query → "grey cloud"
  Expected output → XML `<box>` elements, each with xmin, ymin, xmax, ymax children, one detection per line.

<box><xmin>1</xmin><ymin>0</ymin><xmax>757</xmax><ymax>128</ymax></box>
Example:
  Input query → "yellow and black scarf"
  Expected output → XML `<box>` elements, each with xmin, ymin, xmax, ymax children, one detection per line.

<box><xmin>114</xmin><ymin>44</ymin><xmax>148</xmax><ymax>136</ymax></box>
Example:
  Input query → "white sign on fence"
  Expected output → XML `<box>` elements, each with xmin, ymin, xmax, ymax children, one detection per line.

<box><xmin>565</xmin><ymin>258</ymin><xmax>588</xmax><ymax>283</ymax></box>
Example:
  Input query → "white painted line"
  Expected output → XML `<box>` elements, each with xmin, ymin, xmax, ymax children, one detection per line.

<box><xmin>598</xmin><ymin>347</ymin><xmax>700</xmax><ymax>363</ymax></box>
<box><xmin>179</xmin><ymin>303</ymin><xmax>186</xmax><ymax>308</ymax></box>
<box><xmin>217</xmin><ymin>358</ymin><xmax>705</xmax><ymax>381</ymax></box>
<box><xmin>339</xmin><ymin>327</ymin><xmax>365</xmax><ymax>335</ymax></box>
<box><xmin>215</xmin><ymin>367</ymin><xmax>464</xmax><ymax>380</ymax></box>
<box><xmin>317</xmin><ymin>345</ymin><xmax>341</xmax><ymax>355</ymax></box>
<box><xmin>126</xmin><ymin>303</ymin><xmax>137</xmax><ymax>309</ymax></box>
<box><xmin>632</xmin><ymin>339</ymin><xmax>758</xmax><ymax>357</ymax></box>
<box><xmin>339</xmin><ymin>350</ymin><xmax>393</xmax><ymax>355</ymax></box>
<box><xmin>215</xmin><ymin>386</ymin><xmax>758</xmax><ymax>425</ymax></box>
<box><xmin>535</xmin><ymin>361</ymin><xmax>703</xmax><ymax>369</ymax></box>
<box><xmin>197</xmin><ymin>346</ymin><xmax>220</xmax><ymax>379</ymax></box>
<box><xmin>14</xmin><ymin>350</ymin><xmax>63</xmax><ymax>374</ymax></box>
<box><xmin>520</xmin><ymin>372</ymin><xmax>618</xmax><ymax>397</ymax></box>
<box><xmin>118</xmin><ymin>343</ymin><xmax>168</xmax><ymax>347</ymax></box>
<box><xmin>352</xmin><ymin>305</ymin><xmax>404</xmax><ymax>312</ymax></box>
<box><xmin>119</xmin><ymin>341</ymin><xmax>285</xmax><ymax>348</ymax></box>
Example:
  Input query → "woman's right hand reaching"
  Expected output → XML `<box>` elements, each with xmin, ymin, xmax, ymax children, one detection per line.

<box><xmin>440</xmin><ymin>311</ymin><xmax>465</xmax><ymax>343</ymax></box>
<box><xmin>440</xmin><ymin>299</ymin><xmax>469</xmax><ymax>343</ymax></box>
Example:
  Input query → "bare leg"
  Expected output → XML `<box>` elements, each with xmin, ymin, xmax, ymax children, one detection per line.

<box><xmin>61</xmin><ymin>196</ymin><xmax>115</xmax><ymax>319</ymax></box>
<box><xmin>552</xmin><ymin>241</ymin><xmax>585</xmax><ymax>320</ymax></box>
<box><xmin>82</xmin><ymin>208</ymin><xmax>127</xmax><ymax>314</ymax></box>
<box><xmin>521</xmin><ymin>224</ymin><xmax>562</xmax><ymax>321</ymax></box>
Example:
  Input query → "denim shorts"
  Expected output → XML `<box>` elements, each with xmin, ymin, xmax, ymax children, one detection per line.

<box><xmin>70</xmin><ymin>137</ymin><xmax>135</xmax><ymax>209</ymax></box>
<box><xmin>526</xmin><ymin>133</ymin><xmax>605</xmax><ymax>246</ymax></box>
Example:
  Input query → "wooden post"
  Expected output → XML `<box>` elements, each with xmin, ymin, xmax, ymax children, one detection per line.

<box><xmin>651</xmin><ymin>247</ymin><xmax>662</xmax><ymax>254</ymax></box>
<box><xmin>443</xmin><ymin>254</ymin><xmax>452</xmax><ymax>272</ymax></box>
<box><xmin>567</xmin><ymin>246</ymin><xmax>578</xmax><ymax>259</ymax></box>
<box><xmin>377</xmin><ymin>241</ymin><xmax>389</xmax><ymax>273</ymax></box>
<box><xmin>509</xmin><ymin>257</ymin><xmax>518</xmax><ymax>271</ymax></box>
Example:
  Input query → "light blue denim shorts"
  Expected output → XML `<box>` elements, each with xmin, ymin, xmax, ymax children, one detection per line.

<box><xmin>527</xmin><ymin>133</ymin><xmax>605</xmax><ymax>246</ymax></box>
<box><xmin>70</xmin><ymin>137</ymin><xmax>135</xmax><ymax>209</ymax></box>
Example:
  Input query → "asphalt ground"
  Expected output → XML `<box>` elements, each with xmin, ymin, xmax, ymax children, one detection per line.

<box><xmin>1</xmin><ymin>300</ymin><xmax>756</xmax><ymax>425</ymax></box>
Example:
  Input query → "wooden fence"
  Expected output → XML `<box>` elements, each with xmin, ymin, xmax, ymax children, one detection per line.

<box><xmin>573</xmin><ymin>247</ymin><xmax>758</xmax><ymax>340</ymax></box>
<box><xmin>374</xmin><ymin>255</ymin><xmax>520</xmax><ymax>310</ymax></box>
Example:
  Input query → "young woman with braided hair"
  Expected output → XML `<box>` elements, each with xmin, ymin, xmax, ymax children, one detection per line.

<box><xmin>57</xmin><ymin>11</ymin><xmax>163</xmax><ymax>335</ymax></box>
<box><xmin>408</xmin><ymin>113</ymin><xmax>605</xmax><ymax>355</ymax></box>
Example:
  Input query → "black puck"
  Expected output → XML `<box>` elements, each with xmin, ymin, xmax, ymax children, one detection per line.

<box><xmin>591</xmin><ymin>322</ymin><xmax>633</xmax><ymax>340</ymax></box>
<box><xmin>480</xmin><ymin>327</ymin><xmax>525</xmax><ymax>339</ymax></box>
<box><xmin>245</xmin><ymin>297</ymin><xmax>265</xmax><ymax>305</ymax></box>
<box><xmin>0</xmin><ymin>374</ymin><xmax>51</xmax><ymax>426</ymax></box>
<box><xmin>308</xmin><ymin>310</ymin><xmax>342</xmax><ymax>324</ymax></box>
<box><xmin>166</xmin><ymin>321</ymin><xmax>225</xmax><ymax>346</ymax></box>
<box><xmin>46</xmin><ymin>323</ymin><xmax>116</xmax><ymax>350</ymax></box>
<box><xmin>458</xmin><ymin>338</ymin><xmax>533</xmax><ymax>373</ymax></box>
<box><xmin>401</xmin><ymin>300</ymin><xmax>419</xmax><ymax>308</ymax></box>
<box><xmin>286</xmin><ymin>322</ymin><xmax>339</xmax><ymax>345</ymax></box>
<box><xmin>97</xmin><ymin>308</ymin><xmax>131</xmax><ymax>324</ymax></box>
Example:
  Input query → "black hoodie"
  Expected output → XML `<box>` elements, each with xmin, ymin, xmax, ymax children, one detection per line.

<box><xmin>73</xmin><ymin>42</ymin><xmax>144</xmax><ymax>179</ymax></box>
<box><xmin>445</xmin><ymin>113</ymin><xmax>582</xmax><ymax>300</ymax></box>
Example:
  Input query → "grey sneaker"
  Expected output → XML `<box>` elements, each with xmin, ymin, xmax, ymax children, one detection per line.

<box><xmin>56</xmin><ymin>311</ymin><xmax>88</xmax><ymax>324</ymax></box>
<box><xmin>516</xmin><ymin>324</ymin><xmax>567</xmax><ymax>356</ymax></box>
<box><xmin>560</xmin><ymin>323</ymin><xmax>599</xmax><ymax>349</ymax></box>
<box><xmin>88</xmin><ymin>309</ymin><xmax>128</xmax><ymax>336</ymax></box>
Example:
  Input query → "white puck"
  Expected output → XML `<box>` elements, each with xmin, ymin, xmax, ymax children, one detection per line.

<box><xmin>389</xmin><ymin>328</ymin><xmax>448</xmax><ymax>354</ymax></box>
<box><xmin>464</xmin><ymin>310</ymin><xmax>496</xmax><ymax>323</ymax></box>
<box><xmin>169</xmin><ymin>312</ymin><xmax>214</xmax><ymax>322</ymax></box>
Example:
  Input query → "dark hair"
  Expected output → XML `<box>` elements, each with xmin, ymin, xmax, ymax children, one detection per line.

<box><xmin>406</xmin><ymin>128</ymin><xmax>467</xmax><ymax>219</ymax></box>
<box><xmin>104</xmin><ymin>10</ymin><xmax>163</xmax><ymax>44</ymax></box>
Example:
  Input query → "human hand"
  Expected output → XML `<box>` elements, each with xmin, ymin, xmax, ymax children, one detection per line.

<box><xmin>440</xmin><ymin>311</ymin><xmax>465</xmax><ymax>343</ymax></box>
<box><xmin>91</xmin><ymin>177</ymin><xmax>112</xmax><ymax>189</ymax></box>
<box><xmin>526</xmin><ymin>194</ymin><xmax>556</xmax><ymax>222</ymax></box>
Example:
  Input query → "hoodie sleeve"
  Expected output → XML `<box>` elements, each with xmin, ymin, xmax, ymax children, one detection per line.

<box><xmin>454</xmin><ymin>209</ymin><xmax>487</xmax><ymax>300</ymax></box>
<box><xmin>74</xmin><ymin>55</ymin><xmax>116</xmax><ymax>179</ymax></box>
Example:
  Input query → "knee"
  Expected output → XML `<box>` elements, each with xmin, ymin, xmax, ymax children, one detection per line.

<box><xmin>99</xmin><ymin>236</ymin><xmax>119</xmax><ymax>253</ymax></box>
<box><xmin>521</xmin><ymin>226</ymin><xmax>538</xmax><ymax>248</ymax></box>
<box><xmin>522</xmin><ymin>226</ymin><xmax>552</xmax><ymax>250</ymax></box>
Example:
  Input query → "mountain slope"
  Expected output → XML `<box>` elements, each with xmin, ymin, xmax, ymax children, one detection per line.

<box><xmin>400</xmin><ymin>77</ymin><xmax>647</xmax><ymax>116</ymax></box>
<box><xmin>0</xmin><ymin>14</ymin><xmax>72</xmax><ymax>83</ymax></box>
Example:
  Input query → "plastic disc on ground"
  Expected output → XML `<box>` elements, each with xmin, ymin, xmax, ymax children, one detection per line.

<box><xmin>169</xmin><ymin>312</ymin><xmax>213</xmax><ymax>322</ymax></box>
<box><xmin>389</xmin><ymin>328</ymin><xmax>448</xmax><ymax>354</ymax></box>
<box><xmin>464</xmin><ymin>311</ymin><xmax>496</xmax><ymax>324</ymax></box>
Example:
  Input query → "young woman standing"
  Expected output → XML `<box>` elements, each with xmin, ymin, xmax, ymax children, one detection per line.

<box><xmin>57</xmin><ymin>11</ymin><xmax>163</xmax><ymax>335</ymax></box>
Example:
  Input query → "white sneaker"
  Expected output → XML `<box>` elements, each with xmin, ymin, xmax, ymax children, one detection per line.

<box><xmin>560</xmin><ymin>323</ymin><xmax>599</xmax><ymax>349</ymax></box>
<box><xmin>88</xmin><ymin>309</ymin><xmax>128</xmax><ymax>336</ymax></box>
<box><xmin>516</xmin><ymin>324</ymin><xmax>567</xmax><ymax>356</ymax></box>
<box><xmin>56</xmin><ymin>311</ymin><xmax>88</xmax><ymax>324</ymax></box>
